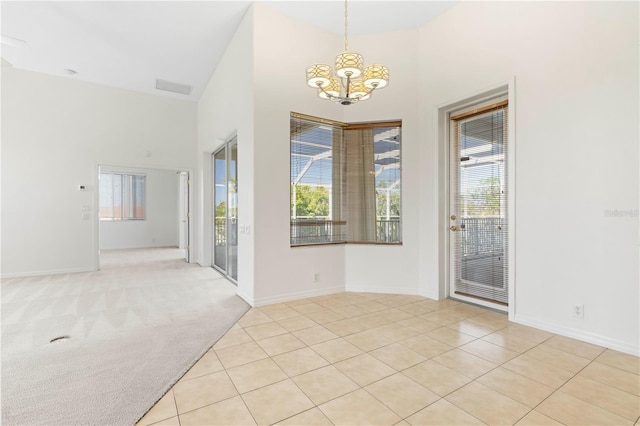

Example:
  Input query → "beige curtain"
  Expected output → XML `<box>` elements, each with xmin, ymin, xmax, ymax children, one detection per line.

<box><xmin>331</xmin><ymin>128</ymin><xmax>345</xmax><ymax>221</ymax></box>
<box><xmin>345</xmin><ymin>128</ymin><xmax>376</xmax><ymax>242</ymax></box>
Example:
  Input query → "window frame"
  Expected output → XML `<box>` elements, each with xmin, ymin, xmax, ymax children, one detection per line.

<box><xmin>290</xmin><ymin>112</ymin><xmax>402</xmax><ymax>247</ymax></box>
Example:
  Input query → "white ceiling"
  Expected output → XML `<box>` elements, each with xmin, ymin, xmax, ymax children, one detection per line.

<box><xmin>1</xmin><ymin>1</ymin><xmax>456</xmax><ymax>102</ymax></box>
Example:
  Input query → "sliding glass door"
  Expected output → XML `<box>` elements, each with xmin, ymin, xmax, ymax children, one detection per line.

<box><xmin>213</xmin><ymin>137</ymin><xmax>238</xmax><ymax>282</ymax></box>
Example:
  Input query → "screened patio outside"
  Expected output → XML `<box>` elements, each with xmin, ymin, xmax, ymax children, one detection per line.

<box><xmin>290</xmin><ymin>119</ymin><xmax>401</xmax><ymax>245</ymax></box>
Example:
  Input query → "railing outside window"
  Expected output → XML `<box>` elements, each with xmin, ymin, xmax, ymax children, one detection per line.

<box><xmin>376</xmin><ymin>218</ymin><xmax>401</xmax><ymax>243</ymax></box>
<box><xmin>459</xmin><ymin>217</ymin><xmax>504</xmax><ymax>256</ymax></box>
<box><xmin>290</xmin><ymin>219</ymin><xmax>346</xmax><ymax>245</ymax></box>
<box><xmin>214</xmin><ymin>217</ymin><xmax>237</xmax><ymax>246</ymax></box>
<box><xmin>290</xmin><ymin>218</ymin><xmax>401</xmax><ymax>245</ymax></box>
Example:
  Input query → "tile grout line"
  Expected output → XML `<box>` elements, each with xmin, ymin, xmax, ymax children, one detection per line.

<box><xmin>163</xmin><ymin>293</ymin><xmax>637</xmax><ymax>426</ymax></box>
<box><xmin>295</xmin><ymin>299</ymin><xmax>500</xmax><ymax>425</ymax></box>
<box><xmin>504</xmin><ymin>337</ymin><xmax>605</xmax><ymax>425</ymax></box>
<box><xmin>537</xmin><ymin>352</ymin><xmax>640</xmax><ymax>424</ymax></box>
<box><xmin>232</xmin><ymin>296</ymin><xmax>470</xmax><ymax>425</ymax></box>
<box><xmin>416</xmin><ymin>321</ymin><xmax>510</xmax><ymax>426</ymax></box>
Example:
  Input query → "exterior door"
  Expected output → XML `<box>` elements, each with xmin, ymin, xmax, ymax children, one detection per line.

<box><xmin>213</xmin><ymin>137</ymin><xmax>238</xmax><ymax>282</ymax></box>
<box><xmin>449</xmin><ymin>102</ymin><xmax>508</xmax><ymax>306</ymax></box>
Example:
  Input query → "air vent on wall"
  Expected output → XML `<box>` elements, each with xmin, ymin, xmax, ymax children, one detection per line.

<box><xmin>155</xmin><ymin>78</ymin><xmax>192</xmax><ymax>95</ymax></box>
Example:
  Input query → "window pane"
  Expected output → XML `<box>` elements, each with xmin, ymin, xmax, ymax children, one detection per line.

<box><xmin>290</xmin><ymin>118</ymin><xmax>345</xmax><ymax>245</ymax></box>
<box><xmin>132</xmin><ymin>175</ymin><xmax>146</xmax><ymax>219</ymax></box>
<box><xmin>121</xmin><ymin>175</ymin><xmax>131</xmax><ymax>219</ymax></box>
<box><xmin>373</xmin><ymin>126</ymin><xmax>401</xmax><ymax>243</ymax></box>
<box><xmin>98</xmin><ymin>173</ymin><xmax>145</xmax><ymax>221</ymax></box>
<box><xmin>99</xmin><ymin>173</ymin><xmax>114</xmax><ymax>219</ymax></box>
<box><xmin>290</xmin><ymin>115</ymin><xmax>402</xmax><ymax>246</ymax></box>
<box><xmin>113</xmin><ymin>174</ymin><xmax>122</xmax><ymax>219</ymax></box>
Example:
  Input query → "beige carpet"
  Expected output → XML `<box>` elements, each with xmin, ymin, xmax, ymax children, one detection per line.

<box><xmin>1</xmin><ymin>248</ymin><xmax>249</xmax><ymax>425</ymax></box>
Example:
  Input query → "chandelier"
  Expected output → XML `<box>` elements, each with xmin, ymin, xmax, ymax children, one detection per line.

<box><xmin>305</xmin><ymin>0</ymin><xmax>389</xmax><ymax>105</ymax></box>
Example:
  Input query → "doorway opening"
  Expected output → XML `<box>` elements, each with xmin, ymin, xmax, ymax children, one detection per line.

<box><xmin>96</xmin><ymin>165</ymin><xmax>191</xmax><ymax>269</ymax></box>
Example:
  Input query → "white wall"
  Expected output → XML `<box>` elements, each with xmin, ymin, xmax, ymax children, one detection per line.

<box><xmin>342</xmin><ymin>29</ymin><xmax>421</xmax><ymax>296</ymax></box>
<box><xmin>417</xmin><ymin>2</ymin><xmax>639</xmax><ymax>353</ymax></box>
<box><xmin>242</xmin><ymin>1</ymin><xmax>639</xmax><ymax>353</ymax></box>
<box><xmin>251</xmin><ymin>4</ymin><xmax>348</xmax><ymax>305</ymax></box>
<box><xmin>99</xmin><ymin>166</ymin><xmax>179</xmax><ymax>250</ymax></box>
<box><xmin>197</xmin><ymin>6</ymin><xmax>255</xmax><ymax>303</ymax></box>
<box><xmin>1</xmin><ymin>68</ymin><xmax>197</xmax><ymax>277</ymax></box>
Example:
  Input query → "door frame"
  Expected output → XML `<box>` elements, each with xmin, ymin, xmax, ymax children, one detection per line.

<box><xmin>437</xmin><ymin>79</ymin><xmax>516</xmax><ymax>319</ymax></box>
<box><xmin>93</xmin><ymin>163</ymin><xmax>194</xmax><ymax>270</ymax></box>
<box><xmin>178</xmin><ymin>171</ymin><xmax>191</xmax><ymax>261</ymax></box>
<box><xmin>211</xmin><ymin>135</ymin><xmax>238</xmax><ymax>284</ymax></box>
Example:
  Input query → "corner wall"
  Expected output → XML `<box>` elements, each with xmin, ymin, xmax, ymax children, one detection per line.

<box><xmin>250</xmin><ymin>4</ymin><xmax>347</xmax><ymax>305</ymax></box>
<box><xmin>197</xmin><ymin>6</ymin><xmax>255</xmax><ymax>303</ymax></box>
<box><xmin>342</xmin><ymin>29</ymin><xmax>421</xmax><ymax>296</ymax></box>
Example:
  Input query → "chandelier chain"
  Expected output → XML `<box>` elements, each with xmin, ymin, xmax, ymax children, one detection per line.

<box><xmin>344</xmin><ymin>0</ymin><xmax>348</xmax><ymax>51</ymax></box>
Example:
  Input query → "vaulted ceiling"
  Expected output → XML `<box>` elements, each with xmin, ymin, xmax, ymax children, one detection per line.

<box><xmin>1</xmin><ymin>1</ymin><xmax>455</xmax><ymax>101</ymax></box>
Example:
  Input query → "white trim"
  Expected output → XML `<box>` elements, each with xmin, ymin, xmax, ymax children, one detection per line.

<box><xmin>236</xmin><ymin>289</ymin><xmax>255</xmax><ymax>307</ymax></box>
<box><xmin>506</xmin><ymin>77</ymin><xmax>516</xmax><ymax>320</ymax></box>
<box><xmin>92</xmin><ymin>161</ymin><xmax>100</xmax><ymax>271</ymax></box>
<box><xmin>418</xmin><ymin>289</ymin><xmax>439</xmax><ymax>300</ymax></box>
<box><xmin>515</xmin><ymin>313</ymin><xmax>640</xmax><ymax>356</ymax></box>
<box><xmin>251</xmin><ymin>286</ymin><xmax>345</xmax><ymax>307</ymax></box>
<box><xmin>345</xmin><ymin>284</ymin><xmax>419</xmax><ymax>296</ymax></box>
<box><xmin>2</xmin><ymin>267</ymin><xmax>95</xmax><ymax>279</ymax></box>
<box><xmin>451</xmin><ymin>293</ymin><xmax>508</xmax><ymax>313</ymax></box>
<box><xmin>437</xmin><ymin>79</ymin><xmax>516</xmax><ymax>318</ymax></box>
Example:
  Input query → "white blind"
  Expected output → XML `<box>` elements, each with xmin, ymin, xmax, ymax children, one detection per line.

<box><xmin>99</xmin><ymin>173</ymin><xmax>146</xmax><ymax>220</ymax></box>
<box><xmin>290</xmin><ymin>117</ymin><xmax>346</xmax><ymax>245</ymax></box>
<box><xmin>451</xmin><ymin>104</ymin><xmax>508</xmax><ymax>305</ymax></box>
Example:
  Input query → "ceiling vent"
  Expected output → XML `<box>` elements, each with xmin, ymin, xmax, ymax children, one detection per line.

<box><xmin>156</xmin><ymin>79</ymin><xmax>192</xmax><ymax>95</ymax></box>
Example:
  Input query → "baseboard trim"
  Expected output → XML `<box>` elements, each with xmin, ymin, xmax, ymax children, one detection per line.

<box><xmin>1</xmin><ymin>267</ymin><xmax>96</xmax><ymax>279</ymax></box>
<box><xmin>252</xmin><ymin>286</ymin><xmax>345</xmax><ymax>307</ymax></box>
<box><xmin>236</xmin><ymin>290</ymin><xmax>255</xmax><ymax>307</ymax></box>
<box><xmin>514</xmin><ymin>313</ymin><xmax>639</xmax><ymax>356</ymax></box>
<box><xmin>345</xmin><ymin>283</ymin><xmax>419</xmax><ymax>296</ymax></box>
<box><xmin>418</xmin><ymin>288</ymin><xmax>440</xmax><ymax>300</ymax></box>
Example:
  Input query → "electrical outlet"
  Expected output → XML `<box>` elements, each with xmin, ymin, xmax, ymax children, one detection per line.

<box><xmin>573</xmin><ymin>304</ymin><xmax>584</xmax><ymax>319</ymax></box>
<box><xmin>314</xmin><ymin>273</ymin><xmax>320</xmax><ymax>283</ymax></box>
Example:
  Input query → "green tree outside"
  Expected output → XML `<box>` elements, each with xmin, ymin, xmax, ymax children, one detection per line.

<box><xmin>376</xmin><ymin>190</ymin><xmax>400</xmax><ymax>218</ymax></box>
<box><xmin>291</xmin><ymin>185</ymin><xmax>330</xmax><ymax>218</ymax></box>
<box><xmin>464</xmin><ymin>176</ymin><xmax>501</xmax><ymax>216</ymax></box>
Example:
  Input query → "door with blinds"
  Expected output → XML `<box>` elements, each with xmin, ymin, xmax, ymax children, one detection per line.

<box><xmin>449</xmin><ymin>101</ymin><xmax>508</xmax><ymax>306</ymax></box>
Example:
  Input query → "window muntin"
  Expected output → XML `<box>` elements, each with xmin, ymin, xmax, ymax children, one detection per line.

<box><xmin>99</xmin><ymin>173</ymin><xmax>146</xmax><ymax>220</ymax></box>
<box><xmin>290</xmin><ymin>114</ymin><xmax>401</xmax><ymax>245</ymax></box>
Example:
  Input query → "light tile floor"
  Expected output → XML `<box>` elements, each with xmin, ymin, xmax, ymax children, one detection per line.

<box><xmin>138</xmin><ymin>292</ymin><xmax>640</xmax><ymax>426</ymax></box>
